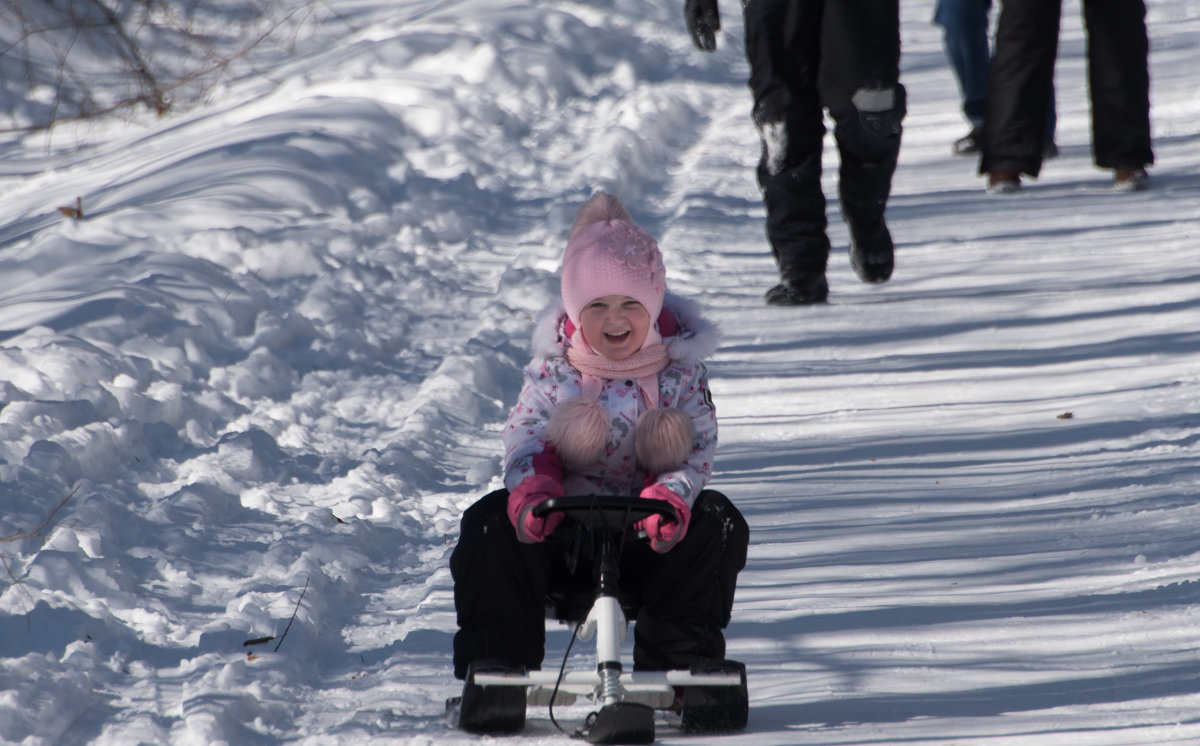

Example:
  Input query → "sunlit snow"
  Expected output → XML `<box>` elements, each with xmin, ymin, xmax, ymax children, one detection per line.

<box><xmin>1</xmin><ymin>1</ymin><xmax>1198</xmax><ymax>744</ymax></box>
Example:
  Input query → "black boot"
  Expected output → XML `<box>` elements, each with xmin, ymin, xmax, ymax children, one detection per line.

<box><xmin>846</xmin><ymin>217</ymin><xmax>894</xmax><ymax>284</ymax></box>
<box><xmin>765</xmin><ymin>274</ymin><xmax>829</xmax><ymax>305</ymax></box>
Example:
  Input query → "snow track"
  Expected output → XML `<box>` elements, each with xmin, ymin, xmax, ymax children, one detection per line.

<box><xmin>1</xmin><ymin>1</ymin><xmax>1199</xmax><ymax>744</ymax></box>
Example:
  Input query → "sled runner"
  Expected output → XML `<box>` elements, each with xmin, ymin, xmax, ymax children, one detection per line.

<box><xmin>447</xmin><ymin>495</ymin><xmax>748</xmax><ymax>743</ymax></box>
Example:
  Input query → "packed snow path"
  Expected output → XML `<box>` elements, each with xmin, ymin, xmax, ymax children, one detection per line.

<box><xmin>1</xmin><ymin>1</ymin><xmax>1199</xmax><ymax>744</ymax></box>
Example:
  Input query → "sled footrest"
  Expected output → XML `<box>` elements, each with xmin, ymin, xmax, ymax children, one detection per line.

<box><xmin>680</xmin><ymin>659</ymin><xmax>749</xmax><ymax>733</ymax></box>
<box><xmin>578</xmin><ymin>702</ymin><xmax>655</xmax><ymax>744</ymax></box>
<box><xmin>455</xmin><ymin>660</ymin><xmax>527</xmax><ymax>734</ymax></box>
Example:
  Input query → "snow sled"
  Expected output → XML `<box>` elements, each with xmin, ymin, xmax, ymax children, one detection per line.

<box><xmin>446</xmin><ymin>495</ymin><xmax>748</xmax><ymax>743</ymax></box>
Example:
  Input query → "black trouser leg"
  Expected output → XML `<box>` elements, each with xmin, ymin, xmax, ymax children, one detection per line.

<box><xmin>633</xmin><ymin>491</ymin><xmax>750</xmax><ymax>671</ymax></box>
<box><xmin>981</xmin><ymin>0</ymin><xmax>1061</xmax><ymax>176</ymax></box>
<box><xmin>819</xmin><ymin>0</ymin><xmax>905</xmax><ymax>229</ymax></box>
<box><xmin>1082</xmin><ymin>0</ymin><xmax>1152</xmax><ymax>169</ymax></box>
<box><xmin>744</xmin><ymin>0</ymin><xmax>830</xmax><ymax>284</ymax></box>
<box><xmin>451</xmin><ymin>489</ymin><xmax>549</xmax><ymax>680</ymax></box>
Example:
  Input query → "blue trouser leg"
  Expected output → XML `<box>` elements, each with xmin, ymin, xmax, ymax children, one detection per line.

<box><xmin>933</xmin><ymin>0</ymin><xmax>992</xmax><ymax>129</ymax></box>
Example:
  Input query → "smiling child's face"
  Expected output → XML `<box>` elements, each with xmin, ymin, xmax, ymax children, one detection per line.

<box><xmin>578</xmin><ymin>294</ymin><xmax>651</xmax><ymax>361</ymax></box>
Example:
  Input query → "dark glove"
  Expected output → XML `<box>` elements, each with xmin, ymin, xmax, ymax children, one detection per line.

<box><xmin>684</xmin><ymin>0</ymin><xmax>720</xmax><ymax>52</ymax></box>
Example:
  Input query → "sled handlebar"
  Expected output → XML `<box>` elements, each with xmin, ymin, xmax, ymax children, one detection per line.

<box><xmin>532</xmin><ymin>495</ymin><xmax>678</xmax><ymax>533</ymax></box>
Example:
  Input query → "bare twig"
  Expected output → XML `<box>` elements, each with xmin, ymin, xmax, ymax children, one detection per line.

<box><xmin>83</xmin><ymin>0</ymin><xmax>168</xmax><ymax>114</ymax></box>
<box><xmin>0</xmin><ymin>485</ymin><xmax>80</xmax><ymax>543</ymax></box>
<box><xmin>0</xmin><ymin>0</ymin><xmax>341</xmax><ymax>133</ymax></box>
<box><xmin>1</xmin><ymin>554</ymin><xmax>35</xmax><ymax>631</ymax></box>
<box><xmin>273</xmin><ymin>576</ymin><xmax>309</xmax><ymax>653</ymax></box>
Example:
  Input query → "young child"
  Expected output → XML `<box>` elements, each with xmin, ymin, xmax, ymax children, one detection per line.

<box><xmin>451</xmin><ymin>192</ymin><xmax>748</xmax><ymax>681</ymax></box>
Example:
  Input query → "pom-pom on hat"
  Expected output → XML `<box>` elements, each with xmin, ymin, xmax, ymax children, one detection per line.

<box><xmin>561</xmin><ymin>193</ymin><xmax>667</xmax><ymax>329</ymax></box>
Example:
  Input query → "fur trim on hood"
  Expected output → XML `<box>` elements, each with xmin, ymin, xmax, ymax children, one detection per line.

<box><xmin>530</xmin><ymin>291</ymin><xmax>719</xmax><ymax>363</ymax></box>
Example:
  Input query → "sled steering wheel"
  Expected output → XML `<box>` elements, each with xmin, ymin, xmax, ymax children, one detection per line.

<box><xmin>532</xmin><ymin>495</ymin><xmax>678</xmax><ymax>540</ymax></box>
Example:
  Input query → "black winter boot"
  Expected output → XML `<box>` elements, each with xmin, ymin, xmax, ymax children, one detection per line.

<box><xmin>847</xmin><ymin>217</ymin><xmax>894</xmax><ymax>284</ymax></box>
<box><xmin>765</xmin><ymin>275</ymin><xmax>829</xmax><ymax>306</ymax></box>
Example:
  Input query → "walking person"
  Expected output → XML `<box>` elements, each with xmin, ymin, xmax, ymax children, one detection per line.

<box><xmin>933</xmin><ymin>0</ymin><xmax>1057</xmax><ymax>158</ymax></box>
<box><xmin>684</xmin><ymin>0</ymin><xmax>906</xmax><ymax>305</ymax></box>
<box><xmin>980</xmin><ymin>0</ymin><xmax>1153</xmax><ymax>193</ymax></box>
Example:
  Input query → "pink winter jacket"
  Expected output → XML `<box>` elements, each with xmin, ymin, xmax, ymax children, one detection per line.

<box><xmin>502</xmin><ymin>294</ymin><xmax>719</xmax><ymax>509</ymax></box>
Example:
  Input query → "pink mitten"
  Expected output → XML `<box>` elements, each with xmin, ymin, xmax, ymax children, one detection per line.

<box><xmin>507</xmin><ymin>475</ymin><xmax>565</xmax><ymax>543</ymax></box>
<box><xmin>636</xmin><ymin>484</ymin><xmax>692</xmax><ymax>553</ymax></box>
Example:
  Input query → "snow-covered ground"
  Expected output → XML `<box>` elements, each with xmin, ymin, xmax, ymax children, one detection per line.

<box><xmin>1</xmin><ymin>1</ymin><xmax>1199</xmax><ymax>743</ymax></box>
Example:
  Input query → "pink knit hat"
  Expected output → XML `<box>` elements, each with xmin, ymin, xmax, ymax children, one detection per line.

<box><xmin>561</xmin><ymin>193</ymin><xmax>667</xmax><ymax>329</ymax></box>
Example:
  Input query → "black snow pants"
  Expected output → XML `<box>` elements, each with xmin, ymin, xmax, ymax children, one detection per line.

<box><xmin>981</xmin><ymin>0</ymin><xmax>1153</xmax><ymax>177</ymax></box>
<box><xmin>451</xmin><ymin>489</ymin><xmax>749</xmax><ymax>680</ymax></box>
<box><xmin>743</xmin><ymin>0</ymin><xmax>905</xmax><ymax>284</ymax></box>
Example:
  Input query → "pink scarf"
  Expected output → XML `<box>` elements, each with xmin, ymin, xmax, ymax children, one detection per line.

<box><xmin>566</xmin><ymin>344</ymin><xmax>669</xmax><ymax>407</ymax></box>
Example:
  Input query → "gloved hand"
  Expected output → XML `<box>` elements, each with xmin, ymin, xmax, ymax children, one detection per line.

<box><xmin>636</xmin><ymin>484</ymin><xmax>692</xmax><ymax>553</ymax></box>
<box><xmin>684</xmin><ymin>0</ymin><xmax>720</xmax><ymax>52</ymax></box>
<box><xmin>506</xmin><ymin>475</ymin><xmax>565</xmax><ymax>543</ymax></box>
